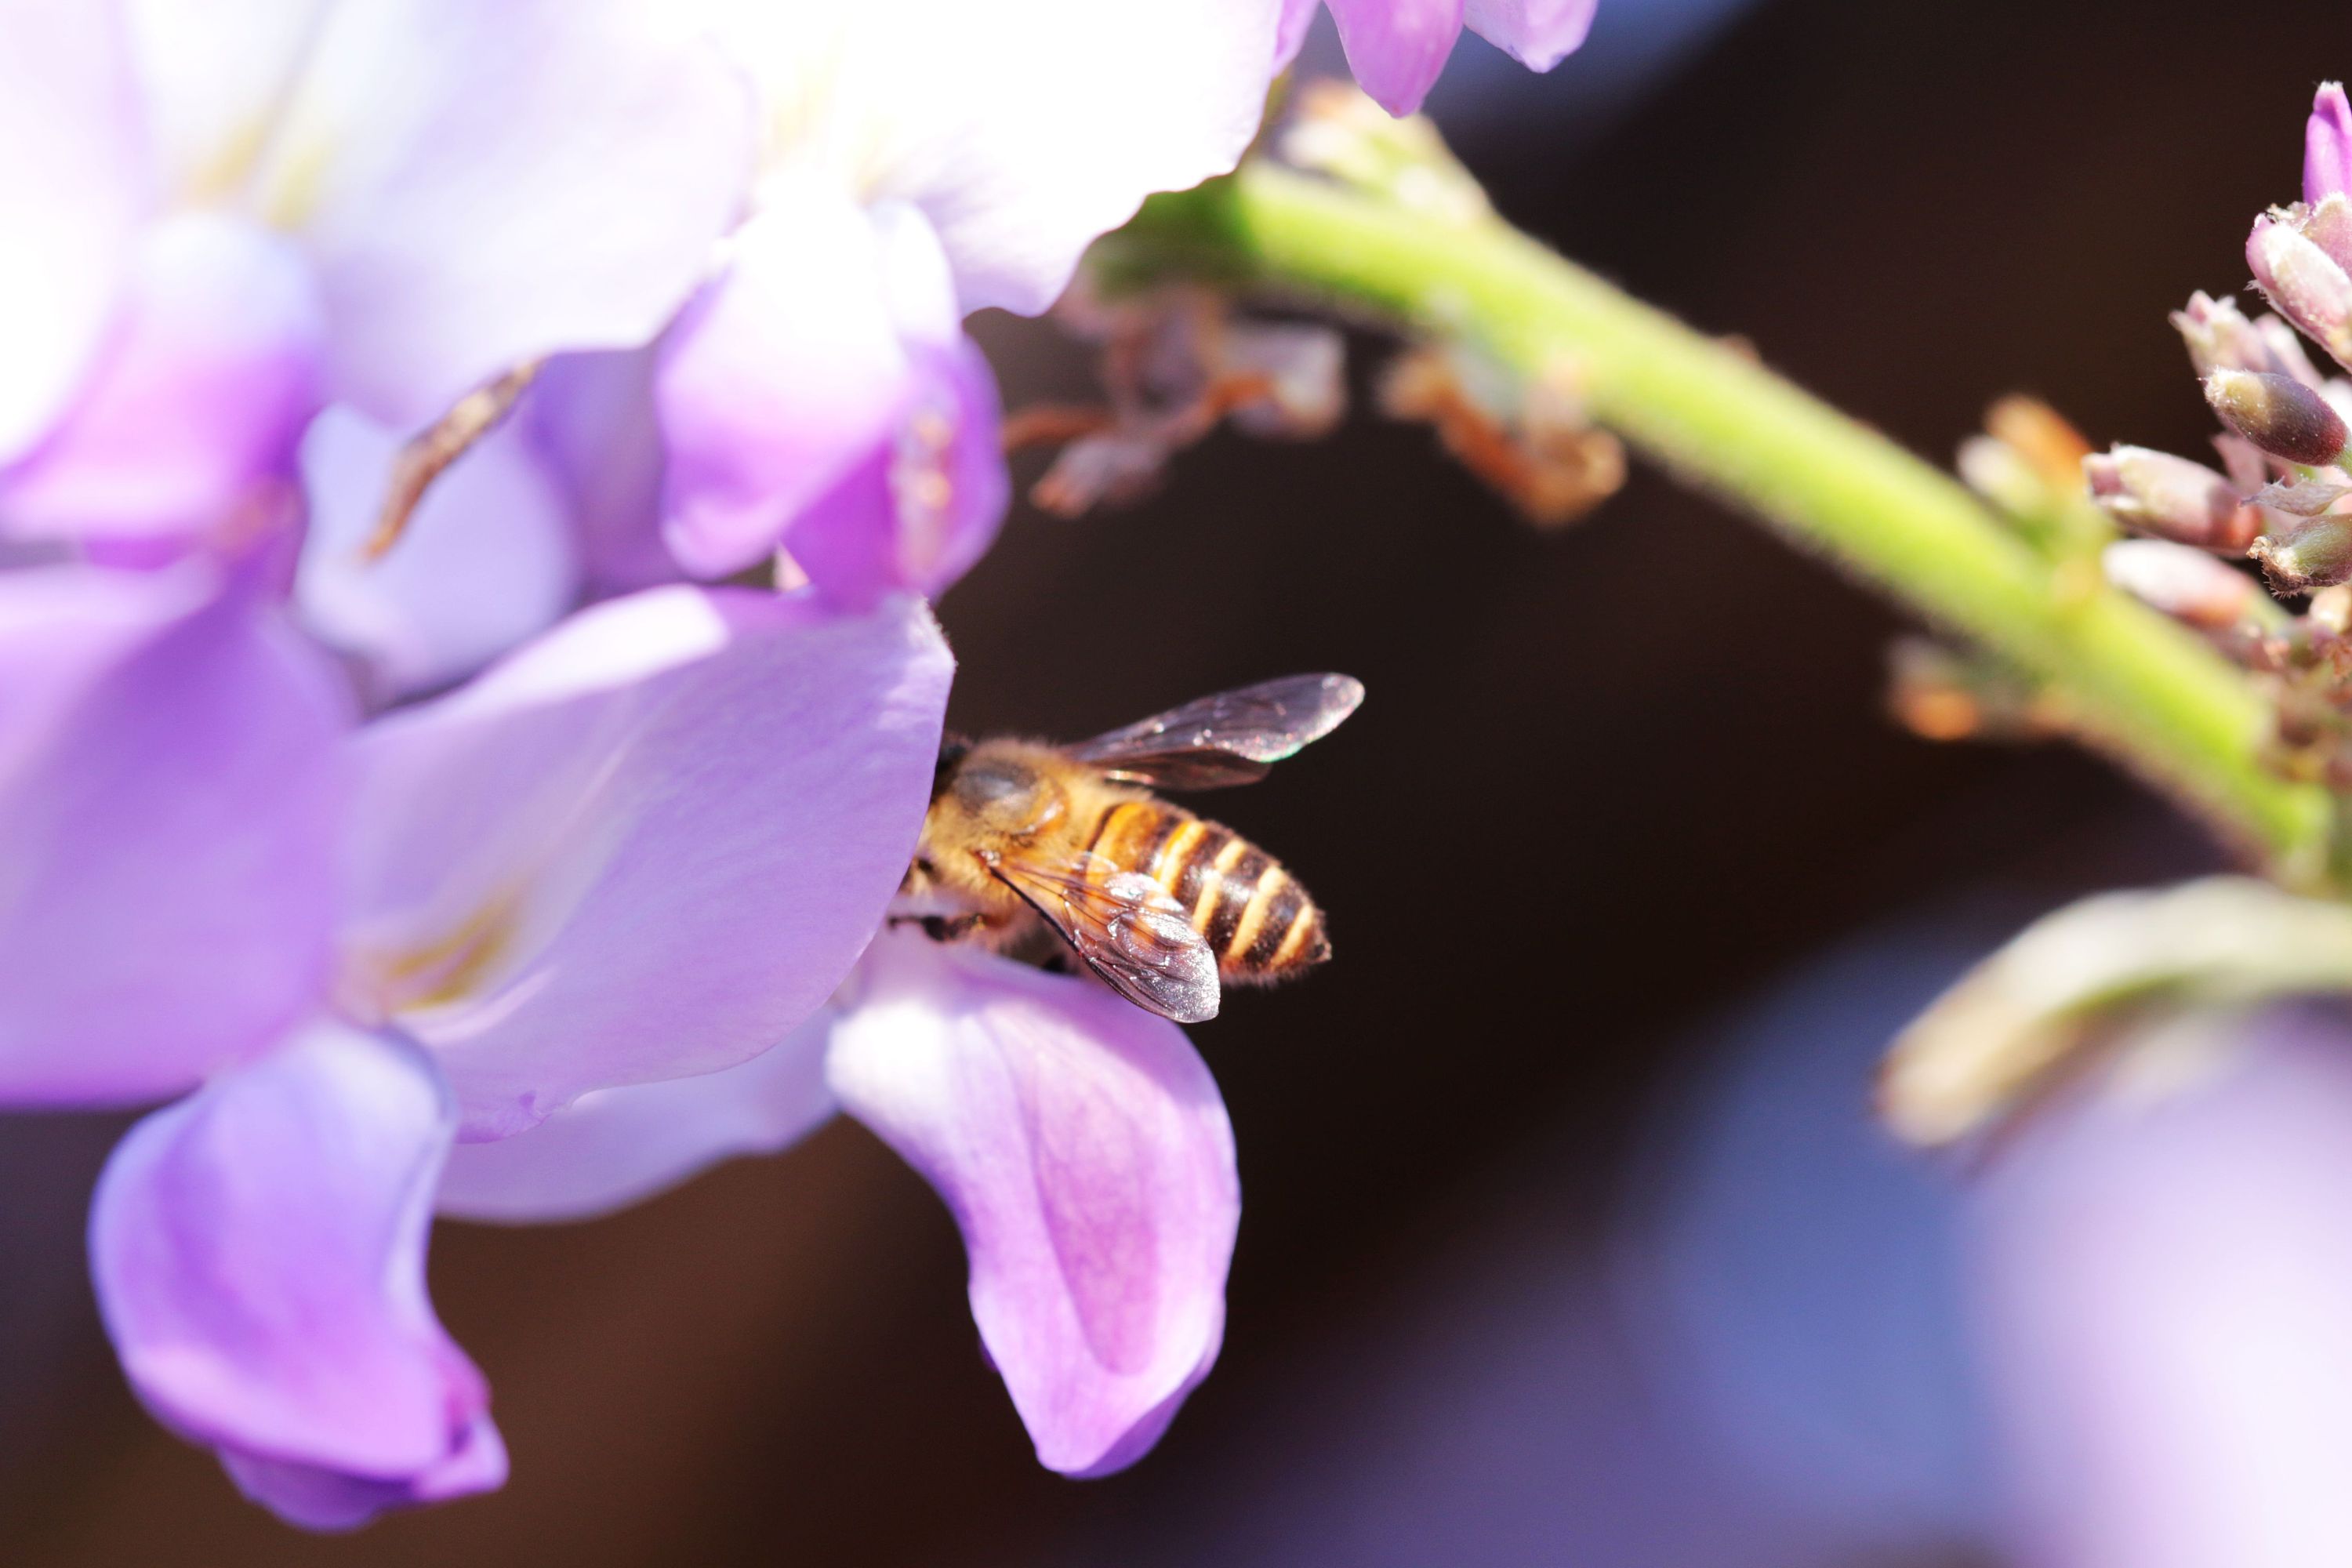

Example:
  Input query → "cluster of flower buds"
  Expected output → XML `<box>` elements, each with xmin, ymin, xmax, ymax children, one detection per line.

<box><xmin>2067</xmin><ymin>85</ymin><xmax>2352</xmax><ymax>784</ymax></box>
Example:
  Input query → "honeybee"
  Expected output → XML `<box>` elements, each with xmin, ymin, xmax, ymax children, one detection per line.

<box><xmin>898</xmin><ymin>673</ymin><xmax>1364</xmax><ymax>1022</ymax></box>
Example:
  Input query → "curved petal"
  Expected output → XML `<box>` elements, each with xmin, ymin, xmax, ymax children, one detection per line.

<box><xmin>0</xmin><ymin>565</ymin><xmax>348</xmax><ymax>1105</ymax></box>
<box><xmin>296</xmin><ymin>405</ymin><xmax>580</xmax><ymax>704</ymax></box>
<box><xmin>713</xmin><ymin>0</ymin><xmax>1280</xmax><ymax>316</ymax></box>
<box><xmin>246</xmin><ymin>0</ymin><xmax>753</xmax><ymax>426</ymax></box>
<box><xmin>436</xmin><ymin>1011</ymin><xmax>836</xmax><ymax>1224</ymax></box>
<box><xmin>0</xmin><ymin>0</ymin><xmax>149</xmax><ymax>460</ymax></box>
<box><xmin>88</xmin><ymin>1023</ymin><xmax>503</xmax><ymax>1530</ymax></box>
<box><xmin>827</xmin><ymin>934</ymin><xmax>1240</xmax><ymax>1476</ymax></box>
<box><xmin>1327</xmin><ymin>0</ymin><xmax>1464</xmax><ymax>116</ymax></box>
<box><xmin>1461</xmin><ymin>0</ymin><xmax>1597</xmax><ymax>72</ymax></box>
<box><xmin>655</xmin><ymin>187</ymin><xmax>916</xmax><ymax>579</ymax></box>
<box><xmin>0</xmin><ymin>214</ymin><xmax>322</xmax><ymax>564</ymax></box>
<box><xmin>343</xmin><ymin>587</ymin><xmax>952</xmax><ymax>1139</ymax></box>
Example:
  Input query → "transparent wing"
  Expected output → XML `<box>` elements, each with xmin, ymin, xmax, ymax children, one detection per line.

<box><xmin>990</xmin><ymin>850</ymin><xmax>1220</xmax><ymax>1023</ymax></box>
<box><xmin>1064</xmin><ymin>673</ymin><xmax>1365</xmax><ymax>790</ymax></box>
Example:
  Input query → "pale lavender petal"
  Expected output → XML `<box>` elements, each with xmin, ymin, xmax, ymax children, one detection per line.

<box><xmin>342</xmin><ymin>588</ymin><xmax>952</xmax><ymax>1139</ymax></box>
<box><xmin>257</xmin><ymin>0</ymin><xmax>753</xmax><ymax>427</ymax></box>
<box><xmin>437</xmin><ymin>1011</ymin><xmax>836</xmax><ymax>1223</ymax></box>
<box><xmin>1275</xmin><ymin>0</ymin><xmax>1323</xmax><ymax>69</ymax></box>
<box><xmin>710</xmin><ymin>0</ymin><xmax>1279</xmax><ymax>317</ymax></box>
<box><xmin>0</xmin><ymin>565</ymin><xmax>347</xmax><ymax>1105</ymax></box>
<box><xmin>1327</xmin><ymin>0</ymin><xmax>1465</xmax><ymax>115</ymax></box>
<box><xmin>1462</xmin><ymin>0</ymin><xmax>1598</xmax><ymax>71</ymax></box>
<box><xmin>88</xmin><ymin>1023</ymin><xmax>503</xmax><ymax>1530</ymax></box>
<box><xmin>0</xmin><ymin>214</ymin><xmax>322</xmax><ymax>563</ymax></box>
<box><xmin>2310</xmin><ymin>83</ymin><xmax>2352</xmax><ymax>207</ymax></box>
<box><xmin>1971</xmin><ymin>1009</ymin><xmax>2352</xmax><ymax>1568</ymax></box>
<box><xmin>827</xmin><ymin>934</ymin><xmax>1240</xmax><ymax>1476</ymax></box>
<box><xmin>526</xmin><ymin>349</ymin><xmax>680</xmax><ymax>597</ymax></box>
<box><xmin>0</xmin><ymin>0</ymin><xmax>148</xmax><ymax>460</ymax></box>
<box><xmin>655</xmin><ymin>188</ymin><xmax>914</xmax><ymax>579</ymax></box>
<box><xmin>296</xmin><ymin>405</ymin><xmax>579</xmax><ymax>703</ymax></box>
<box><xmin>781</xmin><ymin>332</ymin><xmax>1008</xmax><ymax>610</ymax></box>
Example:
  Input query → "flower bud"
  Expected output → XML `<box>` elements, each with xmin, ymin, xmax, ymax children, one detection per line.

<box><xmin>2248</xmin><ymin>214</ymin><xmax>2352</xmax><ymax>367</ymax></box>
<box><xmin>2173</xmin><ymin>291</ymin><xmax>2276</xmax><ymax>376</ymax></box>
<box><xmin>2310</xmin><ymin>82</ymin><xmax>2352</xmax><ymax>206</ymax></box>
<box><xmin>2083</xmin><ymin>445</ymin><xmax>2257</xmax><ymax>550</ymax></box>
<box><xmin>2303</xmin><ymin>194</ymin><xmax>2352</xmax><ymax>275</ymax></box>
<box><xmin>2249</xmin><ymin>514</ymin><xmax>2352</xmax><ymax>592</ymax></box>
<box><xmin>2203</xmin><ymin>368</ymin><xmax>2350</xmax><ymax>466</ymax></box>
<box><xmin>2102</xmin><ymin>539</ymin><xmax>2259</xmax><ymax>630</ymax></box>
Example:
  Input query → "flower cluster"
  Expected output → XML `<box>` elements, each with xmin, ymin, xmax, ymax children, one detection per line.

<box><xmin>0</xmin><ymin>0</ymin><xmax>1590</xmax><ymax>1534</ymax></box>
<box><xmin>2073</xmin><ymin>85</ymin><xmax>2352</xmax><ymax>789</ymax></box>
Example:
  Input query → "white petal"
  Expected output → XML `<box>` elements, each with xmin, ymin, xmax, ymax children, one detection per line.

<box><xmin>226</xmin><ymin>0</ymin><xmax>755</xmax><ymax>425</ymax></box>
<box><xmin>0</xmin><ymin>0</ymin><xmax>151</xmax><ymax>458</ymax></box>
<box><xmin>714</xmin><ymin>0</ymin><xmax>1282</xmax><ymax>315</ymax></box>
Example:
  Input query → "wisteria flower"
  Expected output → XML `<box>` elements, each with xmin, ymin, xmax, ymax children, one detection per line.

<box><xmin>1278</xmin><ymin>0</ymin><xmax>1599</xmax><ymax>117</ymax></box>
<box><xmin>0</xmin><ymin>0</ymin><xmax>749</xmax><ymax>564</ymax></box>
<box><xmin>647</xmin><ymin>0</ymin><xmax>1283</xmax><ymax>604</ymax></box>
<box><xmin>440</xmin><ymin>929</ymin><xmax>1242</xmax><ymax>1479</ymax></box>
<box><xmin>1</xmin><ymin>568</ymin><xmax>951</xmax><ymax>1525</ymax></box>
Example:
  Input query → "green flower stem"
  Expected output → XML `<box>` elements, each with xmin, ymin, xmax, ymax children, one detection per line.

<box><xmin>1115</xmin><ymin>165</ymin><xmax>2338</xmax><ymax>890</ymax></box>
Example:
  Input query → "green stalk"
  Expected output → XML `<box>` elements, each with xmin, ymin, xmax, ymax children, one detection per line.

<box><xmin>1114</xmin><ymin>165</ymin><xmax>2336</xmax><ymax>890</ymax></box>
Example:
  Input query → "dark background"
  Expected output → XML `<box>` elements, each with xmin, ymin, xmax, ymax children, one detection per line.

<box><xmin>0</xmin><ymin>0</ymin><xmax>2314</xmax><ymax>1560</ymax></box>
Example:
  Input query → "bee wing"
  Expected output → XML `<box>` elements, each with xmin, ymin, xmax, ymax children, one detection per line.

<box><xmin>989</xmin><ymin>851</ymin><xmax>1221</xmax><ymax>1023</ymax></box>
<box><xmin>1063</xmin><ymin>673</ymin><xmax>1365</xmax><ymax>791</ymax></box>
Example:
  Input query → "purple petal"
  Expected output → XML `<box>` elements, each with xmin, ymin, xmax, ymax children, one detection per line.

<box><xmin>1276</xmin><ymin>0</ymin><xmax>1323</xmax><ymax>70</ymax></box>
<box><xmin>0</xmin><ymin>566</ymin><xmax>347</xmax><ymax>1105</ymax></box>
<box><xmin>781</xmin><ymin>332</ymin><xmax>1009</xmax><ymax>610</ymax></box>
<box><xmin>437</xmin><ymin>1011</ymin><xmax>836</xmax><ymax>1223</ymax></box>
<box><xmin>1327</xmin><ymin>0</ymin><xmax>1465</xmax><ymax>115</ymax></box>
<box><xmin>295</xmin><ymin>405</ymin><xmax>580</xmax><ymax>704</ymax></box>
<box><xmin>265</xmin><ymin>0</ymin><xmax>753</xmax><ymax>427</ymax></box>
<box><xmin>343</xmin><ymin>588</ymin><xmax>952</xmax><ymax>1138</ymax></box>
<box><xmin>1462</xmin><ymin>0</ymin><xmax>1598</xmax><ymax>71</ymax></box>
<box><xmin>655</xmin><ymin>187</ymin><xmax>937</xmax><ymax>580</ymax></box>
<box><xmin>2310</xmin><ymin>82</ymin><xmax>2352</xmax><ymax>207</ymax></box>
<box><xmin>1971</xmin><ymin>1009</ymin><xmax>2352</xmax><ymax>1566</ymax></box>
<box><xmin>827</xmin><ymin>934</ymin><xmax>1240</xmax><ymax>1476</ymax></box>
<box><xmin>0</xmin><ymin>215</ymin><xmax>323</xmax><ymax>564</ymax></box>
<box><xmin>0</xmin><ymin>0</ymin><xmax>148</xmax><ymax>460</ymax></box>
<box><xmin>526</xmin><ymin>348</ymin><xmax>681</xmax><ymax>597</ymax></box>
<box><xmin>88</xmin><ymin>1024</ymin><xmax>503</xmax><ymax>1530</ymax></box>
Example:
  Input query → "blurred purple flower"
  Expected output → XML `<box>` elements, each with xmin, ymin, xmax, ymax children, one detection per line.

<box><xmin>440</xmin><ymin>929</ymin><xmax>1242</xmax><ymax>1480</ymax></box>
<box><xmin>650</xmin><ymin>0</ymin><xmax>1283</xmax><ymax>604</ymax></box>
<box><xmin>0</xmin><ymin>0</ymin><xmax>750</xmax><ymax>564</ymax></box>
<box><xmin>2</xmin><ymin>573</ymin><xmax>952</xmax><ymax>1526</ymax></box>
<box><xmin>1279</xmin><ymin>0</ymin><xmax>1599</xmax><ymax>116</ymax></box>
<box><xmin>1970</xmin><ymin>1007</ymin><xmax>2352</xmax><ymax>1568</ymax></box>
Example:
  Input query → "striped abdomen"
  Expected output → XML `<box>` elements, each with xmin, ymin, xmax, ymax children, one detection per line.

<box><xmin>1086</xmin><ymin>798</ymin><xmax>1329</xmax><ymax>982</ymax></box>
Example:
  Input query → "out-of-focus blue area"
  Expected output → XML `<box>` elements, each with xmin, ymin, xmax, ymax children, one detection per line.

<box><xmin>1621</xmin><ymin>915</ymin><xmax>2009</xmax><ymax>1546</ymax></box>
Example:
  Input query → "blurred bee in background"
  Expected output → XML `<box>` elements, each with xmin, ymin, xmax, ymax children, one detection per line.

<box><xmin>899</xmin><ymin>674</ymin><xmax>1364</xmax><ymax>1022</ymax></box>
